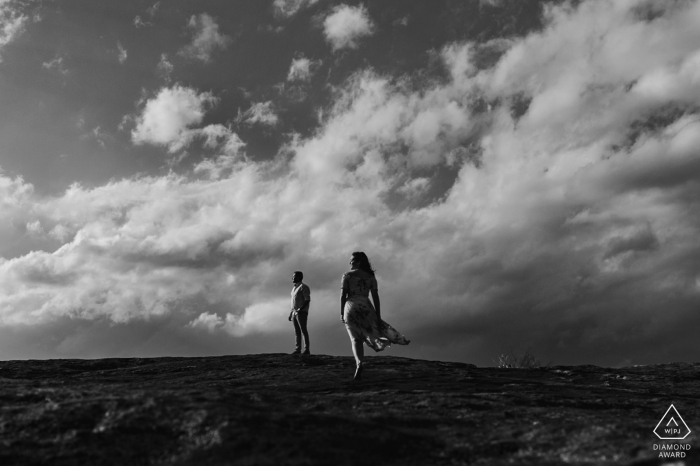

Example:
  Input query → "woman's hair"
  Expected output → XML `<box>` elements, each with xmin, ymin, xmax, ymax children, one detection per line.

<box><xmin>352</xmin><ymin>251</ymin><xmax>375</xmax><ymax>276</ymax></box>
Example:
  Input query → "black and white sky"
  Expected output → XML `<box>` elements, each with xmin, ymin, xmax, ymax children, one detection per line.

<box><xmin>1</xmin><ymin>0</ymin><xmax>699</xmax><ymax>366</ymax></box>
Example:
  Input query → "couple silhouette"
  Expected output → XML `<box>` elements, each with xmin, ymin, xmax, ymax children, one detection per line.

<box><xmin>290</xmin><ymin>252</ymin><xmax>410</xmax><ymax>380</ymax></box>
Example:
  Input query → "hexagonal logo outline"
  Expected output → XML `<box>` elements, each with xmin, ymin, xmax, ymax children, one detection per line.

<box><xmin>654</xmin><ymin>404</ymin><xmax>691</xmax><ymax>440</ymax></box>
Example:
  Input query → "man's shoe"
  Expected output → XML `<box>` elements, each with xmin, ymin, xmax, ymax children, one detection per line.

<box><xmin>291</xmin><ymin>350</ymin><xmax>301</xmax><ymax>355</ymax></box>
<box><xmin>302</xmin><ymin>349</ymin><xmax>310</xmax><ymax>356</ymax></box>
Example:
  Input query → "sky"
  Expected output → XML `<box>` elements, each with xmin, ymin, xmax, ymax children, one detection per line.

<box><xmin>0</xmin><ymin>0</ymin><xmax>699</xmax><ymax>366</ymax></box>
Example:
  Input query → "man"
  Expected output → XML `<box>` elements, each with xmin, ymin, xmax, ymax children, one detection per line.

<box><xmin>289</xmin><ymin>271</ymin><xmax>311</xmax><ymax>355</ymax></box>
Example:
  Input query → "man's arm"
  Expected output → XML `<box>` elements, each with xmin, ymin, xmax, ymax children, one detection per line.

<box><xmin>340</xmin><ymin>289</ymin><xmax>347</xmax><ymax>323</ymax></box>
<box><xmin>298</xmin><ymin>285</ymin><xmax>311</xmax><ymax>312</ymax></box>
<box><xmin>290</xmin><ymin>286</ymin><xmax>307</xmax><ymax>311</ymax></box>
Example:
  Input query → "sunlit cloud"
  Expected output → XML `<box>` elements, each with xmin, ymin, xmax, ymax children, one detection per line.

<box><xmin>189</xmin><ymin>298</ymin><xmax>291</xmax><ymax>337</ymax></box>
<box><xmin>130</xmin><ymin>86</ymin><xmax>245</xmax><ymax>160</ymax></box>
<box><xmin>131</xmin><ymin>85</ymin><xmax>217</xmax><ymax>152</ymax></box>
<box><xmin>323</xmin><ymin>4</ymin><xmax>374</xmax><ymax>52</ymax></box>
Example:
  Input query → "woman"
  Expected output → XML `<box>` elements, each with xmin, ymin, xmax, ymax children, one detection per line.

<box><xmin>340</xmin><ymin>251</ymin><xmax>409</xmax><ymax>380</ymax></box>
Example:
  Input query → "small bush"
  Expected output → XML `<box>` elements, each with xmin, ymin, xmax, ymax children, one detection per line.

<box><xmin>495</xmin><ymin>348</ymin><xmax>545</xmax><ymax>368</ymax></box>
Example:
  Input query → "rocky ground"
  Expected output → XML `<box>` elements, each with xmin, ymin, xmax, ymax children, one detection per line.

<box><xmin>0</xmin><ymin>354</ymin><xmax>698</xmax><ymax>465</ymax></box>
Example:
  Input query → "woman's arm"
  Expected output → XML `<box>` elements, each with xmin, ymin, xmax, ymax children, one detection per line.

<box><xmin>370</xmin><ymin>289</ymin><xmax>381</xmax><ymax>321</ymax></box>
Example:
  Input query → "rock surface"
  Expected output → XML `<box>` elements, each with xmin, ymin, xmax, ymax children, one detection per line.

<box><xmin>0</xmin><ymin>354</ymin><xmax>699</xmax><ymax>465</ymax></box>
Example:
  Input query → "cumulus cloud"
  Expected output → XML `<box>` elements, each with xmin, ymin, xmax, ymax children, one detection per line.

<box><xmin>130</xmin><ymin>85</ymin><xmax>246</xmax><ymax>158</ymax></box>
<box><xmin>323</xmin><ymin>4</ymin><xmax>374</xmax><ymax>51</ymax></box>
<box><xmin>188</xmin><ymin>311</ymin><xmax>225</xmax><ymax>332</ymax></box>
<box><xmin>286</xmin><ymin>57</ymin><xmax>317</xmax><ymax>82</ymax></box>
<box><xmin>131</xmin><ymin>85</ymin><xmax>216</xmax><ymax>151</ymax></box>
<box><xmin>0</xmin><ymin>0</ymin><xmax>27</xmax><ymax>61</ymax></box>
<box><xmin>0</xmin><ymin>173</ymin><xmax>35</xmax><ymax>258</ymax></box>
<box><xmin>193</xmin><ymin>131</ymin><xmax>247</xmax><ymax>180</ymax></box>
<box><xmin>179</xmin><ymin>13</ymin><xmax>231</xmax><ymax>63</ymax></box>
<box><xmin>130</xmin><ymin>85</ymin><xmax>247</xmax><ymax>166</ymax></box>
<box><xmin>25</xmin><ymin>220</ymin><xmax>44</xmax><ymax>236</ymax></box>
<box><xmin>3</xmin><ymin>1</ymin><xmax>700</xmax><ymax>366</ymax></box>
<box><xmin>188</xmin><ymin>298</ymin><xmax>291</xmax><ymax>337</ymax></box>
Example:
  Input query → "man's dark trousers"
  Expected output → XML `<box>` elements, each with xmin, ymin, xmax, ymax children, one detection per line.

<box><xmin>293</xmin><ymin>311</ymin><xmax>310</xmax><ymax>352</ymax></box>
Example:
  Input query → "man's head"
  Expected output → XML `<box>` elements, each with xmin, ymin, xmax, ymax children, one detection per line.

<box><xmin>292</xmin><ymin>271</ymin><xmax>303</xmax><ymax>284</ymax></box>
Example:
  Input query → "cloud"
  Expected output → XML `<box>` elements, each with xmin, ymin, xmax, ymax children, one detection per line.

<box><xmin>147</xmin><ymin>2</ymin><xmax>160</xmax><ymax>18</ymax></box>
<box><xmin>323</xmin><ymin>4</ymin><xmax>374</xmax><ymax>52</ymax></box>
<box><xmin>25</xmin><ymin>220</ymin><xmax>44</xmax><ymax>236</ymax></box>
<box><xmin>129</xmin><ymin>85</ymin><xmax>246</xmax><ymax>161</ymax></box>
<box><xmin>0</xmin><ymin>168</ymin><xmax>291</xmax><ymax>328</ymax></box>
<box><xmin>193</xmin><ymin>131</ymin><xmax>247</xmax><ymax>180</ymax></box>
<box><xmin>179</xmin><ymin>13</ymin><xmax>231</xmax><ymax>63</ymax></box>
<box><xmin>0</xmin><ymin>0</ymin><xmax>27</xmax><ymax>61</ymax></box>
<box><xmin>42</xmin><ymin>55</ymin><xmax>68</xmax><ymax>75</ymax></box>
<box><xmin>133</xmin><ymin>16</ymin><xmax>149</xmax><ymax>28</ymax></box>
<box><xmin>479</xmin><ymin>0</ymin><xmax>504</xmax><ymax>7</ymax></box>
<box><xmin>132</xmin><ymin>3</ymin><xmax>160</xmax><ymax>28</ymax></box>
<box><xmin>157</xmin><ymin>53</ymin><xmax>174</xmax><ymax>81</ymax></box>
<box><xmin>131</xmin><ymin>85</ymin><xmax>218</xmax><ymax>152</ymax></box>
<box><xmin>287</xmin><ymin>57</ymin><xmax>310</xmax><ymax>81</ymax></box>
<box><xmin>0</xmin><ymin>172</ymin><xmax>35</xmax><ymax>258</ymax></box>
<box><xmin>237</xmin><ymin>101</ymin><xmax>279</xmax><ymax>127</ymax></box>
<box><xmin>602</xmin><ymin>225</ymin><xmax>659</xmax><ymax>260</ymax></box>
<box><xmin>79</xmin><ymin>126</ymin><xmax>110</xmax><ymax>149</ymax></box>
<box><xmin>286</xmin><ymin>57</ymin><xmax>320</xmax><ymax>82</ymax></box>
<box><xmin>3</xmin><ymin>1</ymin><xmax>700</xmax><ymax>366</ymax></box>
<box><xmin>273</xmin><ymin>0</ymin><xmax>320</xmax><ymax>18</ymax></box>
<box><xmin>290</xmin><ymin>67</ymin><xmax>474</xmax><ymax>171</ymax></box>
<box><xmin>117</xmin><ymin>42</ymin><xmax>127</xmax><ymax>64</ymax></box>
<box><xmin>188</xmin><ymin>311</ymin><xmax>225</xmax><ymax>332</ymax></box>
<box><xmin>188</xmin><ymin>298</ymin><xmax>290</xmax><ymax>336</ymax></box>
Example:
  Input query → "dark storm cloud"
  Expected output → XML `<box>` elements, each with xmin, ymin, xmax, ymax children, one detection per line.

<box><xmin>603</xmin><ymin>226</ymin><xmax>659</xmax><ymax>260</ymax></box>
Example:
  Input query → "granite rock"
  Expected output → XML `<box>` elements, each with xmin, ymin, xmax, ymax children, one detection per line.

<box><xmin>0</xmin><ymin>354</ymin><xmax>698</xmax><ymax>465</ymax></box>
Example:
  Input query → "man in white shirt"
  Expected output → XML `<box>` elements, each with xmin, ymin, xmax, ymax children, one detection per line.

<box><xmin>289</xmin><ymin>271</ymin><xmax>311</xmax><ymax>355</ymax></box>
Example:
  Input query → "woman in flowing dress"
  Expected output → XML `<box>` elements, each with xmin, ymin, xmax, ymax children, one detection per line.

<box><xmin>340</xmin><ymin>251</ymin><xmax>410</xmax><ymax>380</ymax></box>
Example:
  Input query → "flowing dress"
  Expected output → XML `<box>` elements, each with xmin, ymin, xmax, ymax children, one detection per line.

<box><xmin>342</xmin><ymin>271</ymin><xmax>410</xmax><ymax>352</ymax></box>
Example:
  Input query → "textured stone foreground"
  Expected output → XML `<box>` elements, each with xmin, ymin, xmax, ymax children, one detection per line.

<box><xmin>0</xmin><ymin>354</ymin><xmax>699</xmax><ymax>465</ymax></box>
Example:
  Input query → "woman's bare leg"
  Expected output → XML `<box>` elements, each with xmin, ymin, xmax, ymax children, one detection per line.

<box><xmin>346</xmin><ymin>327</ymin><xmax>364</xmax><ymax>366</ymax></box>
<box><xmin>352</xmin><ymin>338</ymin><xmax>364</xmax><ymax>365</ymax></box>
